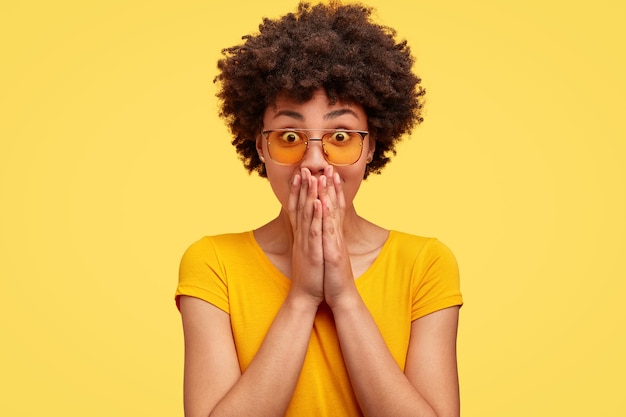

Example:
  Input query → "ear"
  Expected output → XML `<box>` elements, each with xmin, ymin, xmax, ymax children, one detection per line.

<box><xmin>256</xmin><ymin>134</ymin><xmax>266</xmax><ymax>163</ymax></box>
<box><xmin>366</xmin><ymin>136</ymin><xmax>375</xmax><ymax>163</ymax></box>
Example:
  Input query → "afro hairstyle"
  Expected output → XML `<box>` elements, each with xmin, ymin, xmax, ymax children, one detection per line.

<box><xmin>215</xmin><ymin>1</ymin><xmax>425</xmax><ymax>178</ymax></box>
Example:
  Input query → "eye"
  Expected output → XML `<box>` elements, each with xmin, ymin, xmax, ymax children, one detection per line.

<box><xmin>327</xmin><ymin>131</ymin><xmax>353</xmax><ymax>145</ymax></box>
<box><xmin>279</xmin><ymin>131</ymin><xmax>304</xmax><ymax>144</ymax></box>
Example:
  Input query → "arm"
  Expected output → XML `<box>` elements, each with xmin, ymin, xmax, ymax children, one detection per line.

<box><xmin>319</xmin><ymin>167</ymin><xmax>460</xmax><ymax>416</ymax></box>
<box><xmin>331</xmin><ymin>300</ymin><xmax>460</xmax><ymax>417</ymax></box>
<box><xmin>180</xmin><ymin>169</ymin><xmax>325</xmax><ymax>417</ymax></box>
<box><xmin>179</xmin><ymin>294</ymin><xmax>319</xmax><ymax>417</ymax></box>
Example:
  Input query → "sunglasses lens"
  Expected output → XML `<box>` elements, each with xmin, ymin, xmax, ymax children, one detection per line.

<box><xmin>267</xmin><ymin>131</ymin><xmax>307</xmax><ymax>164</ymax></box>
<box><xmin>322</xmin><ymin>131</ymin><xmax>363</xmax><ymax>165</ymax></box>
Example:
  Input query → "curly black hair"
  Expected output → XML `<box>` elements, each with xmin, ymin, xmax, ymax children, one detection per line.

<box><xmin>215</xmin><ymin>1</ymin><xmax>425</xmax><ymax>178</ymax></box>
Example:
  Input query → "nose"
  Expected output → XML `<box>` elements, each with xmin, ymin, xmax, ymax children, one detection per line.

<box><xmin>299</xmin><ymin>138</ymin><xmax>329</xmax><ymax>174</ymax></box>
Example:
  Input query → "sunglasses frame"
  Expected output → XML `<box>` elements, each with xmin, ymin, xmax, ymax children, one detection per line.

<box><xmin>261</xmin><ymin>129</ymin><xmax>368</xmax><ymax>166</ymax></box>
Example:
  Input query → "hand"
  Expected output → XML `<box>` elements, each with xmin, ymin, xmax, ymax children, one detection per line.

<box><xmin>286</xmin><ymin>168</ymin><xmax>325</xmax><ymax>306</ymax></box>
<box><xmin>318</xmin><ymin>166</ymin><xmax>357</xmax><ymax>308</ymax></box>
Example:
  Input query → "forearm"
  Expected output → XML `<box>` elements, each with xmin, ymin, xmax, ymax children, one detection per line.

<box><xmin>209</xmin><ymin>295</ymin><xmax>318</xmax><ymax>417</ymax></box>
<box><xmin>330</xmin><ymin>294</ymin><xmax>437</xmax><ymax>417</ymax></box>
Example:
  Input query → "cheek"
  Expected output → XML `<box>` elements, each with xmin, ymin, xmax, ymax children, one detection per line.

<box><xmin>265</xmin><ymin>166</ymin><xmax>296</xmax><ymax>206</ymax></box>
<box><xmin>337</xmin><ymin>166</ymin><xmax>366</xmax><ymax>202</ymax></box>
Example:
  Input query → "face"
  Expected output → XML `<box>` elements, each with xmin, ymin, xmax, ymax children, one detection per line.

<box><xmin>256</xmin><ymin>89</ymin><xmax>374</xmax><ymax>211</ymax></box>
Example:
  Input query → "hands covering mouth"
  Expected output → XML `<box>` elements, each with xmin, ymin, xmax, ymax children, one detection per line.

<box><xmin>286</xmin><ymin>166</ymin><xmax>357</xmax><ymax>309</ymax></box>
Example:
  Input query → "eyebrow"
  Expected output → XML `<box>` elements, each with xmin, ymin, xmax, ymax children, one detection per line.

<box><xmin>323</xmin><ymin>109</ymin><xmax>359</xmax><ymax>120</ymax></box>
<box><xmin>272</xmin><ymin>108</ymin><xmax>360</xmax><ymax>120</ymax></box>
<box><xmin>273</xmin><ymin>110</ymin><xmax>304</xmax><ymax>121</ymax></box>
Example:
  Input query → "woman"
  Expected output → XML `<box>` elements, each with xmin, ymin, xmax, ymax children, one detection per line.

<box><xmin>176</xmin><ymin>2</ymin><xmax>463</xmax><ymax>416</ymax></box>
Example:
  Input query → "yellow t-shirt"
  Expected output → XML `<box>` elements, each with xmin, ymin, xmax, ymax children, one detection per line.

<box><xmin>176</xmin><ymin>230</ymin><xmax>463</xmax><ymax>416</ymax></box>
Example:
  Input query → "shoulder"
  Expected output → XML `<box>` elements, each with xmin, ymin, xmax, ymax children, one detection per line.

<box><xmin>179</xmin><ymin>231</ymin><xmax>257</xmax><ymax>281</ymax></box>
<box><xmin>176</xmin><ymin>232</ymin><xmax>254</xmax><ymax>312</ymax></box>
<box><xmin>181</xmin><ymin>231</ymin><xmax>254</xmax><ymax>260</ymax></box>
<box><xmin>185</xmin><ymin>231</ymin><xmax>254</xmax><ymax>250</ymax></box>
<box><xmin>387</xmin><ymin>231</ymin><xmax>460</xmax><ymax>291</ymax></box>
<box><xmin>387</xmin><ymin>231</ymin><xmax>457</xmax><ymax>265</ymax></box>
<box><xmin>386</xmin><ymin>231</ymin><xmax>463</xmax><ymax>319</ymax></box>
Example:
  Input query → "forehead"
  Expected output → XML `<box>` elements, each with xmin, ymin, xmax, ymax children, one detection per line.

<box><xmin>265</xmin><ymin>89</ymin><xmax>365</xmax><ymax>121</ymax></box>
<box><xmin>271</xmin><ymin>89</ymin><xmax>353</xmax><ymax>106</ymax></box>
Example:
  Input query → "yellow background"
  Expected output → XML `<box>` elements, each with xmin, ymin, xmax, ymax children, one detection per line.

<box><xmin>1</xmin><ymin>1</ymin><xmax>624</xmax><ymax>415</ymax></box>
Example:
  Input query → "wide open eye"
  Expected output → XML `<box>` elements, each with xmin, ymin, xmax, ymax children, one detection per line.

<box><xmin>278</xmin><ymin>131</ymin><xmax>305</xmax><ymax>145</ymax></box>
<box><xmin>326</xmin><ymin>131</ymin><xmax>354</xmax><ymax>145</ymax></box>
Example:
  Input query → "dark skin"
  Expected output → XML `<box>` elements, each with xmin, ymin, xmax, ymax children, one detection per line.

<box><xmin>179</xmin><ymin>90</ymin><xmax>460</xmax><ymax>417</ymax></box>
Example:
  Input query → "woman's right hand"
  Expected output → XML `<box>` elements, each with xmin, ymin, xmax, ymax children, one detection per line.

<box><xmin>286</xmin><ymin>168</ymin><xmax>325</xmax><ymax>306</ymax></box>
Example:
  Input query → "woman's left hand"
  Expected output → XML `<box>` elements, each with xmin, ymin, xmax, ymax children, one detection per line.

<box><xmin>318</xmin><ymin>166</ymin><xmax>358</xmax><ymax>308</ymax></box>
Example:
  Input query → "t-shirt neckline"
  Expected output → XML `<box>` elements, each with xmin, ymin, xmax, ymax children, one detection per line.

<box><xmin>246</xmin><ymin>229</ymin><xmax>395</xmax><ymax>285</ymax></box>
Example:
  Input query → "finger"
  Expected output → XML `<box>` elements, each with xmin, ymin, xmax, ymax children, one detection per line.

<box><xmin>324</xmin><ymin>166</ymin><xmax>337</xmax><ymax>207</ymax></box>
<box><xmin>297</xmin><ymin>168</ymin><xmax>311</xmax><ymax>211</ymax></box>
<box><xmin>306</xmin><ymin>174</ymin><xmax>319</xmax><ymax>216</ymax></box>
<box><xmin>332</xmin><ymin>172</ymin><xmax>345</xmax><ymax>211</ymax></box>
<box><xmin>307</xmin><ymin>172</ymin><xmax>318</xmax><ymax>201</ymax></box>
<box><xmin>287</xmin><ymin>173</ymin><xmax>301</xmax><ymax>227</ymax></box>
<box><xmin>296</xmin><ymin>168</ymin><xmax>311</xmax><ymax>231</ymax></box>
<box><xmin>310</xmin><ymin>199</ymin><xmax>323</xmax><ymax>248</ymax></box>
<box><xmin>320</xmin><ymin>173</ymin><xmax>340</xmax><ymax>245</ymax></box>
<box><xmin>302</xmin><ymin>176</ymin><xmax>322</xmax><ymax>262</ymax></box>
<box><xmin>298</xmin><ymin>168</ymin><xmax>310</xmax><ymax>208</ymax></box>
<box><xmin>299</xmin><ymin>172</ymin><xmax>319</xmax><ymax>233</ymax></box>
<box><xmin>322</xmin><ymin>195</ymin><xmax>337</xmax><ymax>236</ymax></box>
<box><xmin>318</xmin><ymin>174</ymin><xmax>329</xmax><ymax>216</ymax></box>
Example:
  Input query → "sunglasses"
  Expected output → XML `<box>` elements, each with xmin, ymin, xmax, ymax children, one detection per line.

<box><xmin>262</xmin><ymin>129</ymin><xmax>368</xmax><ymax>166</ymax></box>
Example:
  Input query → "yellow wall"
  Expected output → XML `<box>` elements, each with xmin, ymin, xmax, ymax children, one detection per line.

<box><xmin>1</xmin><ymin>1</ymin><xmax>624</xmax><ymax>415</ymax></box>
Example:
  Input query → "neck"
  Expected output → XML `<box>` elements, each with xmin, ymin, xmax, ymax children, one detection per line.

<box><xmin>257</xmin><ymin>203</ymin><xmax>369</xmax><ymax>255</ymax></box>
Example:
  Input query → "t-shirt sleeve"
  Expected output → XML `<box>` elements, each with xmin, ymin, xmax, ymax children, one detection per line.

<box><xmin>411</xmin><ymin>239</ymin><xmax>463</xmax><ymax>321</ymax></box>
<box><xmin>175</xmin><ymin>237</ymin><xmax>230</xmax><ymax>314</ymax></box>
